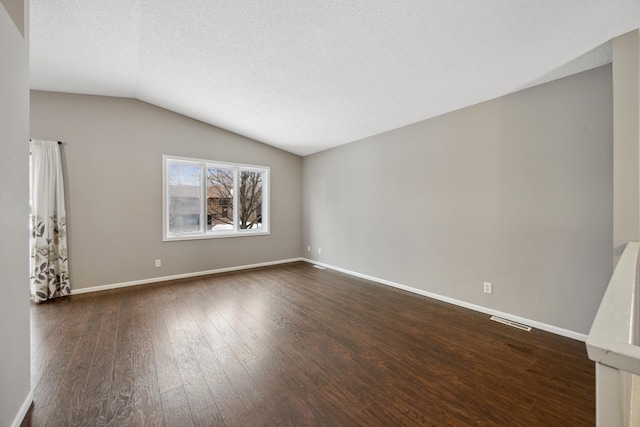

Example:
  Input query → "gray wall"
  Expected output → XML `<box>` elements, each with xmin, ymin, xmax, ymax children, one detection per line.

<box><xmin>303</xmin><ymin>65</ymin><xmax>613</xmax><ymax>335</ymax></box>
<box><xmin>31</xmin><ymin>91</ymin><xmax>303</xmax><ymax>291</ymax></box>
<box><xmin>0</xmin><ymin>0</ymin><xmax>24</xmax><ymax>36</ymax></box>
<box><xmin>613</xmin><ymin>30</ymin><xmax>640</xmax><ymax>266</ymax></box>
<box><xmin>0</xmin><ymin>0</ymin><xmax>31</xmax><ymax>425</ymax></box>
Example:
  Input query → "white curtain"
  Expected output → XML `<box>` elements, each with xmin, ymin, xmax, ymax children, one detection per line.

<box><xmin>29</xmin><ymin>140</ymin><xmax>71</xmax><ymax>302</ymax></box>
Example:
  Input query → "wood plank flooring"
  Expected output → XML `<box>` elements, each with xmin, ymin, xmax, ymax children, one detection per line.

<box><xmin>22</xmin><ymin>262</ymin><xmax>595</xmax><ymax>426</ymax></box>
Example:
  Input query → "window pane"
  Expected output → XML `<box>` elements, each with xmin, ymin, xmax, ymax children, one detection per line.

<box><xmin>168</xmin><ymin>163</ymin><xmax>201</xmax><ymax>234</ymax></box>
<box><xmin>238</xmin><ymin>170</ymin><xmax>263</xmax><ymax>230</ymax></box>
<box><xmin>207</xmin><ymin>167</ymin><xmax>234</xmax><ymax>231</ymax></box>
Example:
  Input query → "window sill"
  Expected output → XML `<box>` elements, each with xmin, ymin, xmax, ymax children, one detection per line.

<box><xmin>163</xmin><ymin>230</ymin><xmax>270</xmax><ymax>242</ymax></box>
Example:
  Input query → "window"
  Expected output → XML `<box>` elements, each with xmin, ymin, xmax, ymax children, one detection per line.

<box><xmin>163</xmin><ymin>155</ymin><xmax>269</xmax><ymax>240</ymax></box>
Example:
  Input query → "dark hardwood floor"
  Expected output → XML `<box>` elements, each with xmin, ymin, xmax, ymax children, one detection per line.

<box><xmin>22</xmin><ymin>262</ymin><xmax>595</xmax><ymax>426</ymax></box>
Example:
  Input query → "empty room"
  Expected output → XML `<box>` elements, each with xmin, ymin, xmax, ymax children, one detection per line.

<box><xmin>3</xmin><ymin>1</ymin><xmax>640</xmax><ymax>426</ymax></box>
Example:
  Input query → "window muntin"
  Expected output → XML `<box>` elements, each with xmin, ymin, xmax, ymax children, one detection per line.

<box><xmin>163</xmin><ymin>156</ymin><xmax>269</xmax><ymax>240</ymax></box>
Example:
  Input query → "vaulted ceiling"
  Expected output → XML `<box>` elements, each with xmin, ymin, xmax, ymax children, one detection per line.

<box><xmin>30</xmin><ymin>1</ymin><xmax>640</xmax><ymax>156</ymax></box>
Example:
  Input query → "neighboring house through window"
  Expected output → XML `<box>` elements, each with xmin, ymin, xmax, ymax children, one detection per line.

<box><xmin>163</xmin><ymin>155</ymin><xmax>269</xmax><ymax>240</ymax></box>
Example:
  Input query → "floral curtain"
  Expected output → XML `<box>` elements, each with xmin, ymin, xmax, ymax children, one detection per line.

<box><xmin>29</xmin><ymin>140</ymin><xmax>70</xmax><ymax>302</ymax></box>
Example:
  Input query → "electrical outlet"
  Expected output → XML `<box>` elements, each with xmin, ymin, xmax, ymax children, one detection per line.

<box><xmin>483</xmin><ymin>282</ymin><xmax>492</xmax><ymax>294</ymax></box>
<box><xmin>318</xmin><ymin>248</ymin><xmax>322</xmax><ymax>254</ymax></box>
<box><xmin>155</xmin><ymin>259</ymin><xmax>162</xmax><ymax>268</ymax></box>
<box><xmin>307</xmin><ymin>245</ymin><xmax>311</xmax><ymax>252</ymax></box>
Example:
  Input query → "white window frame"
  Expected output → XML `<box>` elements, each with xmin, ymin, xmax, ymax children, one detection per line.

<box><xmin>163</xmin><ymin>155</ymin><xmax>270</xmax><ymax>241</ymax></box>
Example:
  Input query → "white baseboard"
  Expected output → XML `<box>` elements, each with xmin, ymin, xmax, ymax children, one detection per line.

<box><xmin>67</xmin><ymin>256</ymin><xmax>587</xmax><ymax>341</ymax></box>
<box><xmin>302</xmin><ymin>258</ymin><xmax>588</xmax><ymax>342</ymax></box>
<box><xmin>11</xmin><ymin>390</ymin><xmax>33</xmax><ymax>427</ymax></box>
<box><xmin>70</xmin><ymin>258</ymin><xmax>304</xmax><ymax>295</ymax></box>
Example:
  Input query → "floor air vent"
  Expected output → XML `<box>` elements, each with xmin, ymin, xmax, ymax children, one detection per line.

<box><xmin>313</xmin><ymin>265</ymin><xmax>326</xmax><ymax>270</ymax></box>
<box><xmin>490</xmin><ymin>316</ymin><xmax>532</xmax><ymax>332</ymax></box>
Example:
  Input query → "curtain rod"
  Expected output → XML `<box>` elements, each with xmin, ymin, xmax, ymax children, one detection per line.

<box><xmin>29</xmin><ymin>139</ymin><xmax>63</xmax><ymax>144</ymax></box>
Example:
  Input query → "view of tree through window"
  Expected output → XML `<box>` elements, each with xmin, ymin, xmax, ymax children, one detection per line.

<box><xmin>164</xmin><ymin>156</ymin><xmax>269</xmax><ymax>240</ymax></box>
<box><xmin>207</xmin><ymin>167</ymin><xmax>234</xmax><ymax>230</ymax></box>
<box><xmin>205</xmin><ymin>168</ymin><xmax>264</xmax><ymax>231</ymax></box>
<box><xmin>239</xmin><ymin>170</ymin><xmax>263</xmax><ymax>230</ymax></box>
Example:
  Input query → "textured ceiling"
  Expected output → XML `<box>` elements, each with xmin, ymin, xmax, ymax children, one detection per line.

<box><xmin>30</xmin><ymin>1</ymin><xmax>640</xmax><ymax>156</ymax></box>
